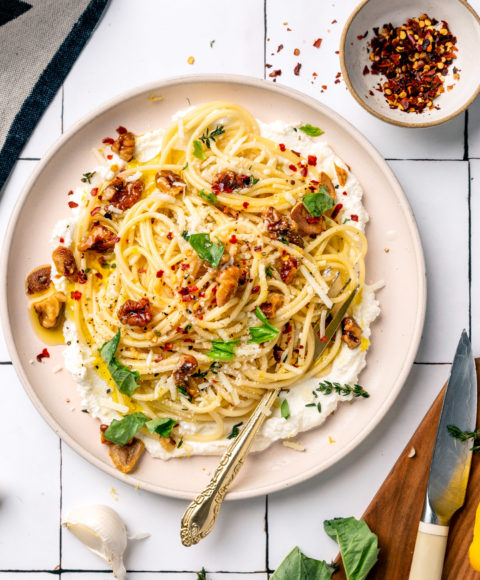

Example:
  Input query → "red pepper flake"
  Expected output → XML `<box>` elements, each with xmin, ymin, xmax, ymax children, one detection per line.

<box><xmin>106</xmin><ymin>154</ymin><xmax>113</xmax><ymax>160</ymax></box>
<box><xmin>331</xmin><ymin>19</ymin><xmax>337</xmax><ymax>24</ymax></box>
<box><xmin>279</xmin><ymin>143</ymin><xmax>286</xmax><ymax>152</ymax></box>
<box><xmin>68</xmin><ymin>201</ymin><xmax>78</xmax><ymax>208</ymax></box>
<box><xmin>357</xmin><ymin>31</ymin><xmax>368</xmax><ymax>40</ymax></box>
<box><xmin>242</xmin><ymin>201</ymin><xmax>250</xmax><ymax>209</ymax></box>
<box><xmin>90</xmin><ymin>206</ymin><xmax>101</xmax><ymax>216</ymax></box>
<box><xmin>342</xmin><ymin>191</ymin><xmax>347</xmax><ymax>196</ymax></box>
<box><xmin>251</xmin><ymin>285</ymin><xmax>260</xmax><ymax>294</ymax></box>
<box><xmin>300</xmin><ymin>165</ymin><xmax>308</xmax><ymax>177</ymax></box>
<box><xmin>283</xmin><ymin>322</ymin><xmax>292</xmax><ymax>334</ymax></box>
<box><xmin>307</xmin><ymin>155</ymin><xmax>317</xmax><ymax>166</ymax></box>
<box><xmin>321</xmin><ymin>84</ymin><xmax>327</xmax><ymax>90</ymax></box>
<box><xmin>269</xmin><ymin>69</ymin><xmax>282</xmax><ymax>78</ymax></box>
<box><xmin>90</xmin><ymin>187</ymin><xmax>98</xmax><ymax>196</ymax></box>
<box><xmin>307</xmin><ymin>216</ymin><xmax>320</xmax><ymax>224</ymax></box>
<box><xmin>363</xmin><ymin>65</ymin><xmax>370</xmax><ymax>75</ymax></box>
<box><xmin>294</xmin><ymin>62</ymin><xmax>302</xmax><ymax>76</ymax></box>
<box><xmin>254</xmin><ymin>245</ymin><xmax>262</xmax><ymax>252</ymax></box>
<box><xmin>164</xmin><ymin>342</ymin><xmax>173</xmax><ymax>352</ymax></box>
<box><xmin>166</xmin><ymin>232</ymin><xmax>173</xmax><ymax>240</ymax></box>
<box><xmin>288</xmin><ymin>164</ymin><xmax>297</xmax><ymax>172</ymax></box>
<box><xmin>335</xmin><ymin>50</ymin><xmax>339</xmax><ymax>54</ymax></box>
<box><xmin>292</xmin><ymin>150</ymin><xmax>301</xmax><ymax>157</ymax></box>
<box><xmin>36</xmin><ymin>348</ymin><xmax>50</xmax><ymax>362</ymax></box>
<box><xmin>156</xmin><ymin>270</ymin><xmax>164</xmax><ymax>278</ymax></box>
<box><xmin>102</xmin><ymin>137</ymin><xmax>115</xmax><ymax>144</ymax></box>
<box><xmin>71</xmin><ymin>290</ymin><xmax>82</xmax><ymax>301</ymax></box>
<box><xmin>294</xmin><ymin>48</ymin><xmax>300</xmax><ymax>56</ymax></box>
<box><xmin>277</xmin><ymin>44</ymin><xmax>284</xmax><ymax>53</ymax></box>
<box><xmin>313</xmin><ymin>38</ymin><xmax>322</xmax><ymax>48</ymax></box>
<box><xmin>95</xmin><ymin>272</ymin><xmax>103</xmax><ymax>279</ymax></box>
<box><xmin>181</xmin><ymin>263</ymin><xmax>189</xmax><ymax>271</ymax></box>
<box><xmin>114</xmin><ymin>236</ymin><xmax>121</xmax><ymax>243</ymax></box>
<box><xmin>116</xmin><ymin>125</ymin><xmax>127</xmax><ymax>134</ymax></box>
<box><xmin>319</xmin><ymin>335</ymin><xmax>328</xmax><ymax>342</ymax></box>
<box><xmin>59</xmin><ymin>237</ymin><xmax>64</xmax><ymax>243</ymax></box>
<box><xmin>67</xmin><ymin>189</ymin><xmax>74</xmax><ymax>196</ymax></box>
<box><xmin>188</xmin><ymin>285</ymin><xmax>198</xmax><ymax>293</ymax></box>
<box><xmin>351</xmin><ymin>214</ymin><xmax>359</xmax><ymax>222</ymax></box>
<box><xmin>229</xmin><ymin>234</ymin><xmax>238</xmax><ymax>244</ymax></box>
<box><xmin>331</xmin><ymin>203</ymin><xmax>343</xmax><ymax>220</ymax></box>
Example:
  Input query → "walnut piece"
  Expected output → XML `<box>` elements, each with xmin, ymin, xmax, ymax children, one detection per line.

<box><xmin>216</xmin><ymin>266</ymin><xmax>241</xmax><ymax>307</ymax></box>
<box><xmin>52</xmin><ymin>246</ymin><xmax>78</xmax><ymax>281</ymax></box>
<box><xmin>78</xmin><ymin>224</ymin><xmax>117</xmax><ymax>253</ymax></box>
<box><xmin>111</xmin><ymin>131</ymin><xmax>135</xmax><ymax>162</ymax></box>
<box><xmin>290</xmin><ymin>202</ymin><xmax>325</xmax><ymax>235</ymax></box>
<box><xmin>155</xmin><ymin>170</ymin><xmax>185</xmax><ymax>196</ymax></box>
<box><xmin>341</xmin><ymin>316</ymin><xmax>362</xmax><ymax>349</ymax></box>
<box><xmin>212</xmin><ymin>170</ymin><xmax>250</xmax><ymax>192</ymax></box>
<box><xmin>118</xmin><ymin>298</ymin><xmax>153</xmax><ymax>327</ymax></box>
<box><xmin>263</xmin><ymin>206</ymin><xmax>304</xmax><ymax>248</ymax></box>
<box><xmin>173</xmin><ymin>354</ymin><xmax>199</xmax><ymax>399</ymax></box>
<box><xmin>260</xmin><ymin>293</ymin><xmax>284</xmax><ymax>318</ymax></box>
<box><xmin>26</xmin><ymin>265</ymin><xmax>51</xmax><ymax>295</ymax></box>
<box><xmin>280</xmin><ymin>255</ymin><xmax>299</xmax><ymax>284</ymax></box>
<box><xmin>103</xmin><ymin>176</ymin><xmax>143</xmax><ymax>211</ymax></box>
<box><xmin>33</xmin><ymin>291</ymin><xmax>66</xmax><ymax>328</ymax></box>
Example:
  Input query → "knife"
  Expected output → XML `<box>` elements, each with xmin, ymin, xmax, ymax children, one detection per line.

<box><xmin>409</xmin><ymin>330</ymin><xmax>477</xmax><ymax>579</ymax></box>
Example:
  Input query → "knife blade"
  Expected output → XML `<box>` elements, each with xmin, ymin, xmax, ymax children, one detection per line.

<box><xmin>409</xmin><ymin>329</ymin><xmax>477</xmax><ymax>580</ymax></box>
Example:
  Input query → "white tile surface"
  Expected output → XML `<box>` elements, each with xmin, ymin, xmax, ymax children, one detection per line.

<box><xmin>61</xmin><ymin>445</ymin><xmax>266</xmax><ymax>572</ymax></box>
<box><xmin>63</xmin><ymin>0</ymin><xmax>264</xmax><ymax>130</ymax></box>
<box><xmin>0</xmin><ymin>365</ymin><xmax>60</xmax><ymax>569</ymax></box>
<box><xmin>265</xmin><ymin>0</ymin><xmax>465</xmax><ymax>160</ymax></box>
<box><xmin>388</xmin><ymin>160</ymin><xmax>469</xmax><ymax>362</ymax></box>
<box><xmin>267</xmin><ymin>363</ymin><xmax>449</xmax><ymax>569</ymax></box>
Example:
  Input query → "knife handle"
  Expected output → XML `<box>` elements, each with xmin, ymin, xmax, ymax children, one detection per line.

<box><xmin>409</xmin><ymin>522</ymin><xmax>449</xmax><ymax>580</ymax></box>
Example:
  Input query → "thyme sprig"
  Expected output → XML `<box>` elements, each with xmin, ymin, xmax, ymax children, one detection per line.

<box><xmin>447</xmin><ymin>425</ymin><xmax>480</xmax><ymax>452</ymax></box>
<box><xmin>200</xmin><ymin>125</ymin><xmax>225</xmax><ymax>149</ymax></box>
<box><xmin>317</xmin><ymin>381</ymin><xmax>370</xmax><ymax>398</ymax></box>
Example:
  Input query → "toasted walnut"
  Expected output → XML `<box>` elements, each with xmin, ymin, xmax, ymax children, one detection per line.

<box><xmin>33</xmin><ymin>291</ymin><xmax>66</xmax><ymax>328</ymax></box>
<box><xmin>111</xmin><ymin>131</ymin><xmax>135</xmax><ymax>162</ymax></box>
<box><xmin>173</xmin><ymin>354</ymin><xmax>199</xmax><ymax>399</ymax></box>
<box><xmin>263</xmin><ymin>206</ymin><xmax>304</xmax><ymax>248</ymax></box>
<box><xmin>260</xmin><ymin>293</ymin><xmax>284</xmax><ymax>318</ymax></box>
<box><xmin>319</xmin><ymin>172</ymin><xmax>336</xmax><ymax>199</ymax></box>
<box><xmin>280</xmin><ymin>255</ymin><xmax>299</xmax><ymax>284</ymax></box>
<box><xmin>212</xmin><ymin>170</ymin><xmax>250</xmax><ymax>192</ymax></box>
<box><xmin>78</xmin><ymin>224</ymin><xmax>117</xmax><ymax>253</ymax></box>
<box><xmin>290</xmin><ymin>202</ymin><xmax>325</xmax><ymax>235</ymax></box>
<box><xmin>216</xmin><ymin>266</ymin><xmax>241</xmax><ymax>307</ymax></box>
<box><xmin>334</xmin><ymin>163</ymin><xmax>348</xmax><ymax>187</ymax></box>
<box><xmin>108</xmin><ymin>439</ymin><xmax>145</xmax><ymax>473</ymax></box>
<box><xmin>52</xmin><ymin>246</ymin><xmax>78</xmax><ymax>281</ymax></box>
<box><xmin>102</xmin><ymin>177</ymin><xmax>143</xmax><ymax>211</ymax></box>
<box><xmin>26</xmin><ymin>266</ymin><xmax>51</xmax><ymax>295</ymax></box>
<box><xmin>341</xmin><ymin>317</ymin><xmax>362</xmax><ymax>349</ymax></box>
<box><xmin>155</xmin><ymin>170</ymin><xmax>185</xmax><ymax>196</ymax></box>
<box><xmin>118</xmin><ymin>298</ymin><xmax>153</xmax><ymax>327</ymax></box>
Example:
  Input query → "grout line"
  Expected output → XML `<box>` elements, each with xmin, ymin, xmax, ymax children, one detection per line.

<box><xmin>468</xmin><ymin>160</ymin><xmax>472</xmax><ymax>339</ymax></box>
<box><xmin>0</xmin><ymin>361</ymin><xmax>13</xmax><ymax>365</ymax></box>
<box><xmin>413</xmin><ymin>361</ymin><xmax>451</xmax><ymax>365</ymax></box>
<box><xmin>17</xmin><ymin>157</ymin><xmax>41</xmax><ymax>161</ymax></box>
<box><xmin>59</xmin><ymin>439</ymin><xmax>63</xmax><ymax>571</ymax></box>
<box><xmin>464</xmin><ymin>109</ymin><xmax>469</xmax><ymax>161</ymax></box>
<box><xmin>385</xmin><ymin>158</ymin><xmax>466</xmax><ymax>162</ymax></box>
<box><xmin>265</xmin><ymin>494</ymin><xmax>271</xmax><ymax>575</ymax></box>
<box><xmin>263</xmin><ymin>0</ymin><xmax>267</xmax><ymax>79</ymax></box>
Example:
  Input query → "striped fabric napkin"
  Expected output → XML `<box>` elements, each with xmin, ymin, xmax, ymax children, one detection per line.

<box><xmin>0</xmin><ymin>0</ymin><xmax>109</xmax><ymax>191</ymax></box>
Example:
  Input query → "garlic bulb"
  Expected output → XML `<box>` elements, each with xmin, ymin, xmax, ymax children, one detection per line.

<box><xmin>63</xmin><ymin>504</ymin><xmax>128</xmax><ymax>579</ymax></box>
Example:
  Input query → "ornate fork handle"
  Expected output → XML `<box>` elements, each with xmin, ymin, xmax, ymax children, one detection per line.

<box><xmin>180</xmin><ymin>387</ymin><xmax>279</xmax><ymax>546</ymax></box>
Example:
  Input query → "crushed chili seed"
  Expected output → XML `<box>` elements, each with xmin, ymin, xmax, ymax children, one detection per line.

<box><xmin>357</xmin><ymin>31</ymin><xmax>368</xmax><ymax>40</ymax></box>
<box><xmin>116</xmin><ymin>126</ymin><xmax>127</xmax><ymax>134</ymax></box>
<box><xmin>294</xmin><ymin>48</ymin><xmax>300</xmax><ymax>56</ymax></box>
<box><xmin>68</xmin><ymin>201</ymin><xmax>78</xmax><ymax>208</ymax></box>
<box><xmin>363</xmin><ymin>65</ymin><xmax>370</xmax><ymax>75</ymax></box>
<box><xmin>166</xmin><ymin>232</ymin><xmax>173</xmax><ymax>240</ymax></box>
<box><xmin>331</xmin><ymin>203</ymin><xmax>343</xmax><ymax>220</ymax></box>
<box><xmin>269</xmin><ymin>69</ymin><xmax>282</xmax><ymax>78</ymax></box>
<box><xmin>319</xmin><ymin>335</ymin><xmax>328</xmax><ymax>342</ymax></box>
<box><xmin>229</xmin><ymin>234</ymin><xmax>238</xmax><ymax>243</ymax></box>
<box><xmin>351</xmin><ymin>214</ymin><xmax>359</xmax><ymax>222</ymax></box>
<box><xmin>277</xmin><ymin>44</ymin><xmax>284</xmax><ymax>52</ymax></box>
<box><xmin>67</xmin><ymin>190</ymin><xmax>74</xmax><ymax>196</ymax></box>
<box><xmin>242</xmin><ymin>201</ymin><xmax>250</xmax><ymax>209</ymax></box>
<box><xmin>251</xmin><ymin>285</ymin><xmax>260</xmax><ymax>294</ymax></box>
<box><xmin>156</xmin><ymin>270</ymin><xmax>164</xmax><ymax>278</ymax></box>
<box><xmin>313</xmin><ymin>38</ymin><xmax>322</xmax><ymax>48</ymax></box>
<box><xmin>307</xmin><ymin>155</ymin><xmax>317</xmax><ymax>166</ymax></box>
<box><xmin>36</xmin><ymin>348</ymin><xmax>50</xmax><ymax>362</ymax></box>
<box><xmin>95</xmin><ymin>272</ymin><xmax>103</xmax><ymax>279</ymax></box>
<box><xmin>107</xmin><ymin>154</ymin><xmax>113</xmax><ymax>160</ymax></box>
<box><xmin>288</xmin><ymin>164</ymin><xmax>297</xmax><ymax>172</ymax></box>
<box><xmin>59</xmin><ymin>237</ymin><xmax>64</xmax><ymax>243</ymax></box>
<box><xmin>294</xmin><ymin>62</ymin><xmax>302</xmax><ymax>76</ymax></box>
<box><xmin>279</xmin><ymin>143</ymin><xmax>286</xmax><ymax>152</ymax></box>
<box><xmin>102</xmin><ymin>137</ymin><xmax>115</xmax><ymax>145</ymax></box>
<box><xmin>90</xmin><ymin>187</ymin><xmax>98</xmax><ymax>196</ymax></box>
<box><xmin>368</xmin><ymin>14</ymin><xmax>458</xmax><ymax>113</ymax></box>
<box><xmin>71</xmin><ymin>290</ymin><xmax>82</xmax><ymax>301</ymax></box>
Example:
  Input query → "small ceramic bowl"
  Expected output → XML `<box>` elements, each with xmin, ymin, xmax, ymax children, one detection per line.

<box><xmin>340</xmin><ymin>0</ymin><xmax>480</xmax><ymax>127</ymax></box>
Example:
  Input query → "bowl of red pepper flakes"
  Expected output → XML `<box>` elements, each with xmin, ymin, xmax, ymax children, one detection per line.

<box><xmin>340</xmin><ymin>0</ymin><xmax>480</xmax><ymax>127</ymax></box>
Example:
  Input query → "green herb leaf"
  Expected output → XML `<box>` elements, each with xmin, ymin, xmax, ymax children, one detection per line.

<box><xmin>177</xmin><ymin>385</ymin><xmax>189</xmax><ymax>398</ymax></box>
<box><xmin>265</xmin><ymin>265</ymin><xmax>274</xmax><ymax>278</ymax></box>
<box><xmin>197</xmin><ymin>566</ymin><xmax>207</xmax><ymax>580</ymax></box>
<box><xmin>206</xmin><ymin>339</ymin><xmax>240</xmax><ymax>361</ymax></box>
<box><xmin>447</xmin><ymin>424</ymin><xmax>480</xmax><ymax>452</ymax></box>
<box><xmin>270</xmin><ymin>546</ymin><xmax>335</xmax><ymax>580</ymax></box>
<box><xmin>177</xmin><ymin>439</ymin><xmax>184</xmax><ymax>448</ymax></box>
<box><xmin>303</xmin><ymin>186</ymin><xmax>335</xmax><ymax>217</ymax></box>
<box><xmin>146</xmin><ymin>417</ymin><xmax>177</xmax><ymax>437</ymax></box>
<box><xmin>299</xmin><ymin>124</ymin><xmax>324</xmax><ymax>137</ymax></box>
<box><xmin>249</xmin><ymin>175</ymin><xmax>259</xmax><ymax>186</ymax></box>
<box><xmin>193</xmin><ymin>140</ymin><xmax>206</xmax><ymax>160</ymax></box>
<box><xmin>182</xmin><ymin>230</ymin><xmax>190</xmax><ymax>240</ymax></box>
<box><xmin>182</xmin><ymin>162</ymin><xmax>189</xmax><ymax>170</ymax></box>
<box><xmin>188</xmin><ymin>233</ymin><xmax>224</xmax><ymax>267</ymax></box>
<box><xmin>317</xmin><ymin>381</ymin><xmax>370</xmax><ymax>398</ymax></box>
<box><xmin>227</xmin><ymin>422</ymin><xmax>243</xmax><ymax>439</ymax></box>
<box><xmin>99</xmin><ymin>330</ymin><xmax>140</xmax><ymax>397</ymax></box>
<box><xmin>81</xmin><ymin>171</ymin><xmax>96</xmax><ymax>184</ymax></box>
<box><xmin>199</xmin><ymin>189</ymin><xmax>218</xmax><ymax>205</ymax></box>
<box><xmin>200</xmin><ymin>125</ymin><xmax>225</xmax><ymax>149</ymax></box>
<box><xmin>210</xmin><ymin>39</ymin><xmax>215</xmax><ymax>48</ymax></box>
<box><xmin>104</xmin><ymin>412</ymin><xmax>148</xmax><ymax>446</ymax></box>
<box><xmin>249</xmin><ymin>307</ymin><xmax>280</xmax><ymax>344</ymax></box>
<box><xmin>281</xmin><ymin>399</ymin><xmax>290</xmax><ymax>419</ymax></box>
<box><xmin>323</xmin><ymin>517</ymin><xmax>379</xmax><ymax>580</ymax></box>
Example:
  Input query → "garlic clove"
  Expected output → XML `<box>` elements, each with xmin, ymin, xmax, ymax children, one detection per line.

<box><xmin>63</xmin><ymin>504</ymin><xmax>127</xmax><ymax>579</ymax></box>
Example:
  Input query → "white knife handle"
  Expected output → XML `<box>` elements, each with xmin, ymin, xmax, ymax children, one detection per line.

<box><xmin>409</xmin><ymin>522</ymin><xmax>449</xmax><ymax>580</ymax></box>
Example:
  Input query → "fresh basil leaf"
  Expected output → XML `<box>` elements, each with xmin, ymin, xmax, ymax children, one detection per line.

<box><xmin>199</xmin><ymin>189</ymin><xmax>218</xmax><ymax>205</ymax></box>
<box><xmin>271</xmin><ymin>546</ymin><xmax>335</xmax><ymax>580</ymax></box>
<box><xmin>323</xmin><ymin>517</ymin><xmax>379</xmax><ymax>580</ymax></box>
<box><xmin>104</xmin><ymin>412</ymin><xmax>148</xmax><ymax>446</ymax></box>
<box><xmin>146</xmin><ymin>417</ymin><xmax>177</xmax><ymax>437</ymax></box>
<box><xmin>100</xmin><ymin>330</ymin><xmax>140</xmax><ymax>397</ymax></box>
<box><xmin>193</xmin><ymin>140</ymin><xmax>206</xmax><ymax>160</ymax></box>
<box><xmin>265</xmin><ymin>265</ymin><xmax>274</xmax><ymax>278</ymax></box>
<box><xmin>227</xmin><ymin>422</ymin><xmax>243</xmax><ymax>439</ymax></box>
<box><xmin>248</xmin><ymin>306</ymin><xmax>280</xmax><ymax>344</ymax></box>
<box><xmin>281</xmin><ymin>399</ymin><xmax>290</xmax><ymax>419</ymax></box>
<box><xmin>188</xmin><ymin>233</ymin><xmax>224</xmax><ymax>267</ymax></box>
<box><xmin>206</xmin><ymin>339</ymin><xmax>240</xmax><ymax>361</ymax></box>
<box><xmin>99</xmin><ymin>329</ymin><xmax>121</xmax><ymax>364</ymax></box>
<box><xmin>303</xmin><ymin>186</ymin><xmax>335</xmax><ymax>217</ymax></box>
<box><xmin>299</xmin><ymin>124</ymin><xmax>324</xmax><ymax>137</ymax></box>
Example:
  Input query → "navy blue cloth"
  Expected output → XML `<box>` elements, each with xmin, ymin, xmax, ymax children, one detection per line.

<box><xmin>0</xmin><ymin>0</ymin><xmax>109</xmax><ymax>191</ymax></box>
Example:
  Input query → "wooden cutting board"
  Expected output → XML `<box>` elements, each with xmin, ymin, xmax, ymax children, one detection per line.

<box><xmin>334</xmin><ymin>359</ymin><xmax>480</xmax><ymax>579</ymax></box>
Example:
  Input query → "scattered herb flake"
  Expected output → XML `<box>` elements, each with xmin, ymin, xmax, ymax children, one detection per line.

<box><xmin>227</xmin><ymin>422</ymin><xmax>243</xmax><ymax>439</ymax></box>
<box><xmin>281</xmin><ymin>399</ymin><xmax>290</xmax><ymax>419</ymax></box>
<box><xmin>81</xmin><ymin>171</ymin><xmax>96</xmax><ymax>184</ymax></box>
<box><xmin>299</xmin><ymin>124</ymin><xmax>324</xmax><ymax>137</ymax></box>
<box><xmin>193</xmin><ymin>140</ymin><xmax>206</xmax><ymax>160</ymax></box>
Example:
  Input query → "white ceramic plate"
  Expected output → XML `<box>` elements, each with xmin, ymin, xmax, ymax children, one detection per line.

<box><xmin>1</xmin><ymin>75</ymin><xmax>426</xmax><ymax>500</ymax></box>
